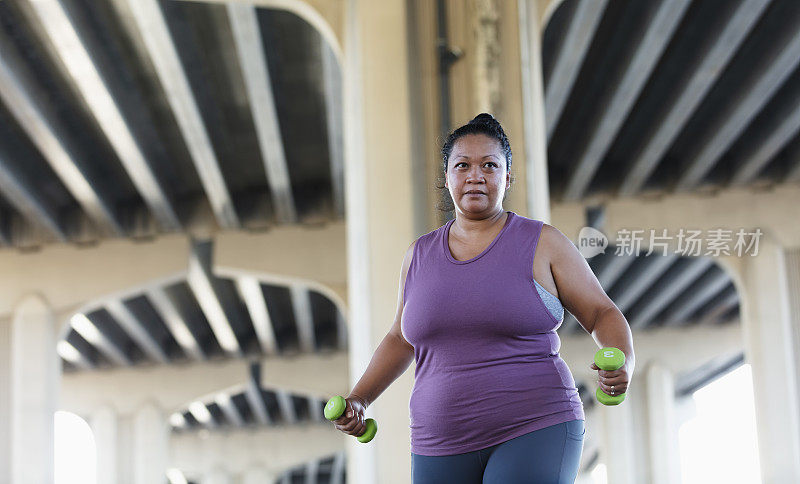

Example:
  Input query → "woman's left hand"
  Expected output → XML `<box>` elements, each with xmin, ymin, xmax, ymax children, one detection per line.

<box><xmin>590</xmin><ymin>361</ymin><xmax>632</xmax><ymax>396</ymax></box>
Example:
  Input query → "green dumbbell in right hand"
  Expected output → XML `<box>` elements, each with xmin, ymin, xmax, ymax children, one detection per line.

<box><xmin>325</xmin><ymin>395</ymin><xmax>378</xmax><ymax>443</ymax></box>
<box><xmin>594</xmin><ymin>347</ymin><xmax>626</xmax><ymax>405</ymax></box>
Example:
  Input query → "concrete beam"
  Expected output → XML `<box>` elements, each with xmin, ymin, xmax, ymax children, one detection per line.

<box><xmin>552</xmin><ymin>184</ymin><xmax>800</xmax><ymax>251</ymax></box>
<box><xmin>629</xmin><ymin>257</ymin><xmax>714</xmax><ymax>330</ymax></box>
<box><xmin>105</xmin><ymin>299</ymin><xmax>169</xmax><ymax>364</ymax></box>
<box><xmin>214</xmin><ymin>222</ymin><xmax>347</xmax><ymax>290</ymax></box>
<box><xmin>731</xmin><ymin>85</ymin><xmax>800</xmax><ymax>185</ymax></box>
<box><xmin>563</xmin><ymin>0</ymin><xmax>691</xmax><ymax>200</ymax></box>
<box><xmin>215</xmin><ymin>392</ymin><xmax>244</xmax><ymax>427</ymax></box>
<box><xmin>70</xmin><ymin>313</ymin><xmax>130</xmax><ymax>367</ymax></box>
<box><xmin>188</xmin><ymin>400</ymin><xmax>217</xmax><ymax>429</ymax></box>
<box><xmin>216</xmin><ymin>267</ymin><xmax>347</xmax><ymax>352</ymax></box>
<box><xmin>320</xmin><ymin>38</ymin><xmax>345</xmax><ymax>218</ymax></box>
<box><xmin>308</xmin><ymin>396</ymin><xmax>324</xmax><ymax>423</ymax></box>
<box><xmin>234</xmin><ymin>276</ymin><xmax>278</xmax><ymax>355</ymax></box>
<box><xmin>276</xmin><ymin>389</ymin><xmax>297</xmax><ymax>425</ymax></box>
<box><xmin>123</xmin><ymin>0</ymin><xmax>239</xmax><ymax>229</ymax></box>
<box><xmin>147</xmin><ymin>286</ymin><xmax>205</xmax><ymax>361</ymax></box>
<box><xmin>676</xmin><ymin>17</ymin><xmax>800</xmax><ymax>191</ymax></box>
<box><xmin>173</xmin><ymin>0</ymin><xmax>344</xmax><ymax>65</ymax></box>
<box><xmin>619</xmin><ymin>0</ymin><xmax>770</xmax><ymax>196</ymax></box>
<box><xmin>170</xmin><ymin>412</ymin><xmax>188</xmax><ymax>430</ymax></box>
<box><xmin>23</xmin><ymin>0</ymin><xmax>181</xmax><ymax>231</ymax></box>
<box><xmin>0</xmin><ymin>234</ymin><xmax>190</xmax><ymax>320</ymax></box>
<box><xmin>188</xmin><ymin>242</ymin><xmax>241</xmax><ymax>357</ymax></box>
<box><xmin>544</xmin><ymin>0</ymin><xmax>607</xmax><ymax>141</ymax></box>
<box><xmin>245</xmin><ymin>380</ymin><xmax>271</xmax><ymax>425</ymax></box>
<box><xmin>0</xmin><ymin>153</ymin><xmax>66</xmax><ymax>242</ymax></box>
<box><xmin>0</xmin><ymin>39</ymin><xmax>123</xmax><ymax>236</ymax></box>
<box><xmin>786</xmin><ymin>142</ymin><xmax>800</xmax><ymax>182</ymax></box>
<box><xmin>56</xmin><ymin>340</ymin><xmax>94</xmax><ymax>370</ymax></box>
<box><xmin>696</xmin><ymin>289</ymin><xmax>740</xmax><ymax>325</ymax></box>
<box><xmin>227</xmin><ymin>3</ymin><xmax>297</xmax><ymax>224</ymax></box>
<box><xmin>611</xmin><ymin>255</ymin><xmax>675</xmax><ymax>314</ymax></box>
<box><xmin>290</xmin><ymin>285</ymin><xmax>316</xmax><ymax>353</ymax></box>
<box><xmin>661</xmin><ymin>268</ymin><xmax>732</xmax><ymax>326</ymax></box>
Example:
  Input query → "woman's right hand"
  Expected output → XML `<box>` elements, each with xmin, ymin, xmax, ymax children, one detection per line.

<box><xmin>332</xmin><ymin>394</ymin><xmax>368</xmax><ymax>438</ymax></box>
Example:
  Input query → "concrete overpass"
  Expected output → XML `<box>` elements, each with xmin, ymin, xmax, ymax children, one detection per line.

<box><xmin>1</xmin><ymin>0</ymin><xmax>799</xmax><ymax>482</ymax></box>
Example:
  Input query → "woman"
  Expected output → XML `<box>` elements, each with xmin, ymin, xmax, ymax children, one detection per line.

<box><xmin>333</xmin><ymin>114</ymin><xmax>635</xmax><ymax>483</ymax></box>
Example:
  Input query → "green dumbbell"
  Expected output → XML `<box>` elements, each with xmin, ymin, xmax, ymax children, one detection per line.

<box><xmin>325</xmin><ymin>395</ymin><xmax>378</xmax><ymax>443</ymax></box>
<box><xmin>594</xmin><ymin>347</ymin><xmax>626</xmax><ymax>406</ymax></box>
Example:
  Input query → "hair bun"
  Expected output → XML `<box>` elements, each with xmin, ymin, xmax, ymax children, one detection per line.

<box><xmin>469</xmin><ymin>113</ymin><xmax>497</xmax><ymax>126</ymax></box>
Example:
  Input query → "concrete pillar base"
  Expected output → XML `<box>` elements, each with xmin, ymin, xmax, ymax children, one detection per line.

<box><xmin>133</xmin><ymin>402</ymin><xmax>169</xmax><ymax>484</ymax></box>
<box><xmin>645</xmin><ymin>363</ymin><xmax>680</xmax><ymax>484</ymax></box>
<box><xmin>90</xmin><ymin>405</ymin><xmax>118</xmax><ymax>484</ymax></box>
<box><xmin>10</xmin><ymin>295</ymin><xmax>58</xmax><ymax>484</ymax></box>
<box><xmin>599</xmin><ymin>396</ymin><xmax>635</xmax><ymax>484</ymax></box>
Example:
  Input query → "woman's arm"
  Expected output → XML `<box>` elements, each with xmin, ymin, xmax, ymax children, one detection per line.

<box><xmin>542</xmin><ymin>224</ymin><xmax>635</xmax><ymax>394</ymax></box>
<box><xmin>334</xmin><ymin>241</ymin><xmax>417</xmax><ymax>437</ymax></box>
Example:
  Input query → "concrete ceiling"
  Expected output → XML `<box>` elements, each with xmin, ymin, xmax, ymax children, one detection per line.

<box><xmin>0</xmin><ymin>0</ymin><xmax>343</xmax><ymax>249</ymax></box>
<box><xmin>543</xmin><ymin>0</ymin><xmax>800</xmax><ymax>201</ymax></box>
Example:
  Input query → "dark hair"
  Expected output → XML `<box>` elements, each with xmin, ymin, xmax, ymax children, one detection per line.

<box><xmin>435</xmin><ymin>113</ymin><xmax>514</xmax><ymax>213</ymax></box>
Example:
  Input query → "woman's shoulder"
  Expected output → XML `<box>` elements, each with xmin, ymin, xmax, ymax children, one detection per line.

<box><xmin>403</xmin><ymin>223</ymin><xmax>444</xmax><ymax>261</ymax></box>
<box><xmin>510</xmin><ymin>213</ymin><xmax>573</xmax><ymax>249</ymax></box>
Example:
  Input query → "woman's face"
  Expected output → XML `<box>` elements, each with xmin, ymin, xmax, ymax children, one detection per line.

<box><xmin>445</xmin><ymin>134</ymin><xmax>510</xmax><ymax>216</ymax></box>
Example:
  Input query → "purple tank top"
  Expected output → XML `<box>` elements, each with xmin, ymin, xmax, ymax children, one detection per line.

<box><xmin>401</xmin><ymin>211</ymin><xmax>584</xmax><ymax>456</ymax></box>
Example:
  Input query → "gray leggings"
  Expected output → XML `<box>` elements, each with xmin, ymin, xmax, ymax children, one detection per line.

<box><xmin>411</xmin><ymin>420</ymin><xmax>585</xmax><ymax>484</ymax></box>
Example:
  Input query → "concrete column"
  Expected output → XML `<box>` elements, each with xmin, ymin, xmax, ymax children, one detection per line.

<box><xmin>785</xmin><ymin>249</ymin><xmax>800</xmax><ymax>426</ymax></box>
<box><xmin>598</xmin><ymin>396</ymin><xmax>636</xmax><ymax>484</ymax></box>
<box><xmin>10</xmin><ymin>294</ymin><xmax>59</xmax><ymax>484</ymax></box>
<box><xmin>518</xmin><ymin>0</ymin><xmax>551</xmax><ymax>222</ymax></box>
<box><xmin>628</xmin><ymin>384</ymin><xmax>650</xmax><ymax>483</ymax></box>
<box><xmin>739</xmin><ymin>239</ymin><xmax>800</xmax><ymax>482</ymax></box>
<box><xmin>1</xmin><ymin>316</ymin><xmax>12</xmax><ymax>484</ymax></box>
<box><xmin>645</xmin><ymin>363</ymin><xmax>680</xmax><ymax>484</ymax></box>
<box><xmin>132</xmin><ymin>402</ymin><xmax>169</xmax><ymax>484</ymax></box>
<box><xmin>90</xmin><ymin>405</ymin><xmax>118</xmax><ymax>484</ymax></box>
<box><xmin>115</xmin><ymin>414</ymin><xmax>134</xmax><ymax>484</ymax></box>
<box><xmin>343</xmin><ymin>0</ymin><xmax>415</xmax><ymax>483</ymax></box>
<box><xmin>201</xmin><ymin>468</ymin><xmax>231</xmax><ymax>484</ymax></box>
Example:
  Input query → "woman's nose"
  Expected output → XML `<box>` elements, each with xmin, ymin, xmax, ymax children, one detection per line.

<box><xmin>465</xmin><ymin>166</ymin><xmax>484</xmax><ymax>181</ymax></box>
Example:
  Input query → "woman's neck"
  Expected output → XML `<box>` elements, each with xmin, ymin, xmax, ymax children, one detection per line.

<box><xmin>452</xmin><ymin>209</ymin><xmax>507</xmax><ymax>237</ymax></box>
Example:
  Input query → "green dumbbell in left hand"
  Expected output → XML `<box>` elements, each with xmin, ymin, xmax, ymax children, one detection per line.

<box><xmin>594</xmin><ymin>347</ymin><xmax>626</xmax><ymax>405</ymax></box>
<box><xmin>325</xmin><ymin>395</ymin><xmax>378</xmax><ymax>443</ymax></box>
